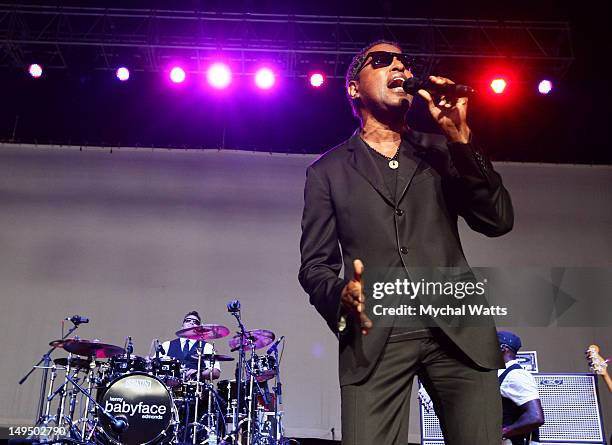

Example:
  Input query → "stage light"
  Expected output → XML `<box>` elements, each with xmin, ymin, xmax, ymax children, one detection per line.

<box><xmin>116</xmin><ymin>67</ymin><xmax>130</xmax><ymax>81</ymax></box>
<box><xmin>310</xmin><ymin>73</ymin><xmax>325</xmax><ymax>87</ymax></box>
<box><xmin>538</xmin><ymin>79</ymin><xmax>553</xmax><ymax>94</ymax></box>
<box><xmin>254</xmin><ymin>67</ymin><xmax>276</xmax><ymax>90</ymax></box>
<box><xmin>490</xmin><ymin>78</ymin><xmax>507</xmax><ymax>94</ymax></box>
<box><xmin>28</xmin><ymin>64</ymin><xmax>43</xmax><ymax>78</ymax></box>
<box><xmin>207</xmin><ymin>62</ymin><xmax>232</xmax><ymax>89</ymax></box>
<box><xmin>170</xmin><ymin>66</ymin><xmax>186</xmax><ymax>84</ymax></box>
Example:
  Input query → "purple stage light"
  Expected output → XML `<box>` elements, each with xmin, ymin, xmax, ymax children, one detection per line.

<box><xmin>254</xmin><ymin>67</ymin><xmax>276</xmax><ymax>90</ymax></box>
<box><xmin>310</xmin><ymin>73</ymin><xmax>325</xmax><ymax>87</ymax></box>
<box><xmin>538</xmin><ymin>79</ymin><xmax>553</xmax><ymax>94</ymax></box>
<box><xmin>116</xmin><ymin>67</ymin><xmax>130</xmax><ymax>81</ymax></box>
<box><xmin>170</xmin><ymin>66</ymin><xmax>186</xmax><ymax>84</ymax></box>
<box><xmin>28</xmin><ymin>64</ymin><xmax>43</xmax><ymax>78</ymax></box>
<box><xmin>207</xmin><ymin>63</ymin><xmax>232</xmax><ymax>89</ymax></box>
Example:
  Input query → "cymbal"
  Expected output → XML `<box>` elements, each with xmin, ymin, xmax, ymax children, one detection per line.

<box><xmin>53</xmin><ymin>357</ymin><xmax>95</xmax><ymax>369</ymax></box>
<box><xmin>176</xmin><ymin>324</ymin><xmax>230</xmax><ymax>341</ymax></box>
<box><xmin>228</xmin><ymin>330</ymin><xmax>275</xmax><ymax>350</ymax></box>
<box><xmin>189</xmin><ymin>353</ymin><xmax>235</xmax><ymax>362</ymax></box>
<box><xmin>50</xmin><ymin>339</ymin><xmax>124</xmax><ymax>359</ymax></box>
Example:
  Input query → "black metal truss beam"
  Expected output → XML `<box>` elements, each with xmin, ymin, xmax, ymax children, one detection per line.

<box><xmin>0</xmin><ymin>4</ymin><xmax>574</xmax><ymax>80</ymax></box>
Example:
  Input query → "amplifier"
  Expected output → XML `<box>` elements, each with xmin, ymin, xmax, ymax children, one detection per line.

<box><xmin>419</xmin><ymin>373</ymin><xmax>606</xmax><ymax>445</ymax></box>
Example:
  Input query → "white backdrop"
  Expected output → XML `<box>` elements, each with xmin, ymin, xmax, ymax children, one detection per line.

<box><xmin>1</xmin><ymin>143</ymin><xmax>610</xmax><ymax>441</ymax></box>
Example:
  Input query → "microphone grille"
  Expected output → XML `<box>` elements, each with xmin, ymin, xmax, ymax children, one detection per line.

<box><xmin>402</xmin><ymin>77</ymin><xmax>422</xmax><ymax>94</ymax></box>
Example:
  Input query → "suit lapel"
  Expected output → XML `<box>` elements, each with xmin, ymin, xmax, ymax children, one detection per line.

<box><xmin>347</xmin><ymin>131</ymin><xmax>395</xmax><ymax>206</ymax></box>
<box><xmin>395</xmin><ymin>137</ymin><xmax>422</xmax><ymax>203</ymax></box>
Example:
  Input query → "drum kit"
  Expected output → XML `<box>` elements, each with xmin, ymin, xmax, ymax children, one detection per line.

<box><xmin>21</xmin><ymin>306</ymin><xmax>288</xmax><ymax>445</ymax></box>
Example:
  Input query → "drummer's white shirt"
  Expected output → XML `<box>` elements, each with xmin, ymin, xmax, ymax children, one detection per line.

<box><xmin>160</xmin><ymin>339</ymin><xmax>221</xmax><ymax>371</ymax></box>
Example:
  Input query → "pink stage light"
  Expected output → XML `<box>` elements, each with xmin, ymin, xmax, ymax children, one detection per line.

<box><xmin>116</xmin><ymin>67</ymin><xmax>130</xmax><ymax>81</ymax></box>
<box><xmin>254</xmin><ymin>67</ymin><xmax>276</xmax><ymax>90</ymax></box>
<box><xmin>28</xmin><ymin>64</ymin><xmax>43</xmax><ymax>78</ymax></box>
<box><xmin>207</xmin><ymin>63</ymin><xmax>232</xmax><ymax>89</ymax></box>
<box><xmin>310</xmin><ymin>73</ymin><xmax>325</xmax><ymax>87</ymax></box>
<box><xmin>490</xmin><ymin>78</ymin><xmax>507</xmax><ymax>94</ymax></box>
<box><xmin>170</xmin><ymin>66</ymin><xmax>186</xmax><ymax>84</ymax></box>
<box><xmin>538</xmin><ymin>79</ymin><xmax>553</xmax><ymax>94</ymax></box>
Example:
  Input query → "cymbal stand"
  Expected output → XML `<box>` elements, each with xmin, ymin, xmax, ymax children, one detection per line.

<box><xmin>228</xmin><ymin>302</ymin><xmax>247</xmax><ymax>444</ymax></box>
<box><xmin>79</xmin><ymin>359</ymin><xmax>98</xmax><ymax>440</ymax></box>
<box><xmin>201</xmin><ymin>346</ymin><xmax>221</xmax><ymax>445</ymax></box>
<box><xmin>271</xmin><ymin>339</ymin><xmax>284</xmax><ymax>444</ymax></box>
<box><xmin>42</xmin><ymin>362</ymin><xmax>59</xmax><ymax>422</ymax></box>
<box><xmin>190</xmin><ymin>339</ymin><xmax>204</xmax><ymax>444</ymax></box>
<box><xmin>245</xmin><ymin>343</ymin><xmax>258</xmax><ymax>445</ymax></box>
<box><xmin>19</xmin><ymin>321</ymin><xmax>82</xmax><ymax>424</ymax></box>
<box><xmin>54</xmin><ymin>354</ymin><xmax>74</xmax><ymax>429</ymax></box>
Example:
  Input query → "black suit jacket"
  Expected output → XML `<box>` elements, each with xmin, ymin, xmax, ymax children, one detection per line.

<box><xmin>298</xmin><ymin>129</ymin><xmax>513</xmax><ymax>386</ymax></box>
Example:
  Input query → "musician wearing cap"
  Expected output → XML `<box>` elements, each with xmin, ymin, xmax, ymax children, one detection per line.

<box><xmin>299</xmin><ymin>39</ymin><xmax>514</xmax><ymax>445</ymax></box>
<box><xmin>498</xmin><ymin>331</ymin><xmax>544</xmax><ymax>445</ymax></box>
<box><xmin>161</xmin><ymin>311</ymin><xmax>221</xmax><ymax>380</ymax></box>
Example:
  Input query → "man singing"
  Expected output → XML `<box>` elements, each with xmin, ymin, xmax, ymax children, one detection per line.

<box><xmin>299</xmin><ymin>41</ymin><xmax>514</xmax><ymax>444</ymax></box>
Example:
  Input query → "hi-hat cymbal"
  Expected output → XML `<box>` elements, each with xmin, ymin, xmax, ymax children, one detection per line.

<box><xmin>50</xmin><ymin>339</ymin><xmax>124</xmax><ymax>359</ymax></box>
<box><xmin>189</xmin><ymin>353</ymin><xmax>235</xmax><ymax>362</ymax></box>
<box><xmin>228</xmin><ymin>330</ymin><xmax>275</xmax><ymax>350</ymax></box>
<box><xmin>176</xmin><ymin>324</ymin><xmax>230</xmax><ymax>341</ymax></box>
<box><xmin>53</xmin><ymin>356</ymin><xmax>95</xmax><ymax>369</ymax></box>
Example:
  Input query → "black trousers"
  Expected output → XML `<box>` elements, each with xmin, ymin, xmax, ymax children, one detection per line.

<box><xmin>341</xmin><ymin>332</ymin><xmax>502</xmax><ymax>445</ymax></box>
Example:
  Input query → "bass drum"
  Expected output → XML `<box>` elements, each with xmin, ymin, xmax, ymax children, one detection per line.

<box><xmin>97</xmin><ymin>372</ymin><xmax>177</xmax><ymax>445</ymax></box>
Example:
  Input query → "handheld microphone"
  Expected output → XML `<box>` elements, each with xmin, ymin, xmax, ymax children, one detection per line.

<box><xmin>403</xmin><ymin>77</ymin><xmax>476</xmax><ymax>98</ymax></box>
<box><xmin>64</xmin><ymin>315</ymin><xmax>89</xmax><ymax>324</ymax></box>
<box><xmin>266</xmin><ymin>335</ymin><xmax>285</xmax><ymax>354</ymax></box>
<box><xmin>227</xmin><ymin>300</ymin><xmax>241</xmax><ymax>313</ymax></box>
<box><xmin>126</xmin><ymin>337</ymin><xmax>134</xmax><ymax>355</ymax></box>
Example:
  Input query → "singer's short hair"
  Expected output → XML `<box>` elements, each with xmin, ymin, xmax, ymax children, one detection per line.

<box><xmin>345</xmin><ymin>40</ymin><xmax>402</xmax><ymax>119</ymax></box>
<box><xmin>183</xmin><ymin>310</ymin><xmax>201</xmax><ymax>322</ymax></box>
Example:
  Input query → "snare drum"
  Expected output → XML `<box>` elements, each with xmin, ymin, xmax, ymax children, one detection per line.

<box><xmin>96</xmin><ymin>372</ymin><xmax>177</xmax><ymax>445</ymax></box>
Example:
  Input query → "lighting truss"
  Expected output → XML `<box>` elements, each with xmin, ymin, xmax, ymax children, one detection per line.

<box><xmin>0</xmin><ymin>4</ymin><xmax>574</xmax><ymax>81</ymax></box>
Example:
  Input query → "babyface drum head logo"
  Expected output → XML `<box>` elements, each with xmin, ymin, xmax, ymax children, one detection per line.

<box><xmin>99</xmin><ymin>373</ymin><xmax>173</xmax><ymax>445</ymax></box>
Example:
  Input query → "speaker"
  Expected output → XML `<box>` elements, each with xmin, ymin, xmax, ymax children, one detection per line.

<box><xmin>419</xmin><ymin>373</ymin><xmax>606</xmax><ymax>445</ymax></box>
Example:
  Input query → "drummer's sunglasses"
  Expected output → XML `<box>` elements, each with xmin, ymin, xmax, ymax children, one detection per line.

<box><xmin>356</xmin><ymin>51</ymin><xmax>414</xmax><ymax>75</ymax></box>
<box><xmin>184</xmin><ymin>318</ymin><xmax>201</xmax><ymax>325</ymax></box>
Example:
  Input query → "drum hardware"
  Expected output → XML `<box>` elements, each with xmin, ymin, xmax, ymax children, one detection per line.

<box><xmin>191</xmin><ymin>353</ymin><xmax>235</xmax><ymax>362</ymax></box>
<box><xmin>18</xmin><ymin>317</ymin><xmax>84</xmax><ymax>426</ymax></box>
<box><xmin>176</xmin><ymin>324</ymin><xmax>231</xmax><ymax>342</ymax></box>
<box><xmin>49</xmin><ymin>339</ymin><xmax>125</xmax><ymax>359</ymax></box>
<box><xmin>96</xmin><ymin>372</ymin><xmax>178</xmax><ymax>445</ymax></box>
<box><xmin>176</xmin><ymin>325</ymin><xmax>230</xmax><ymax>445</ymax></box>
<box><xmin>228</xmin><ymin>330</ymin><xmax>275</xmax><ymax>352</ymax></box>
<box><xmin>22</xmin><ymin>309</ymin><xmax>290</xmax><ymax>445</ymax></box>
<box><xmin>226</xmin><ymin>300</ymin><xmax>286</xmax><ymax>445</ymax></box>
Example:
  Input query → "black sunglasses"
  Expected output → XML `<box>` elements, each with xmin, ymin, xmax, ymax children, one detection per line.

<box><xmin>183</xmin><ymin>318</ymin><xmax>201</xmax><ymax>325</ymax></box>
<box><xmin>356</xmin><ymin>51</ymin><xmax>413</xmax><ymax>75</ymax></box>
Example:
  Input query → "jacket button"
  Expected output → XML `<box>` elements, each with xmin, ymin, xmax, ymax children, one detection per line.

<box><xmin>395</xmin><ymin>208</ymin><xmax>404</xmax><ymax>216</ymax></box>
<box><xmin>400</xmin><ymin>246</ymin><xmax>409</xmax><ymax>254</ymax></box>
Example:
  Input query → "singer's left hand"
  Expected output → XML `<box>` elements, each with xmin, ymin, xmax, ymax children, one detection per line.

<box><xmin>418</xmin><ymin>75</ymin><xmax>471</xmax><ymax>144</ymax></box>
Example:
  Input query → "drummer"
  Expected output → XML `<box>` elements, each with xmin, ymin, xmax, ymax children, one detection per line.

<box><xmin>160</xmin><ymin>311</ymin><xmax>221</xmax><ymax>380</ymax></box>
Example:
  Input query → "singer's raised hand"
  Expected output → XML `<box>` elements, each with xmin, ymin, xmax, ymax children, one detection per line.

<box><xmin>341</xmin><ymin>259</ymin><xmax>373</xmax><ymax>335</ymax></box>
<box><xmin>418</xmin><ymin>75</ymin><xmax>471</xmax><ymax>144</ymax></box>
